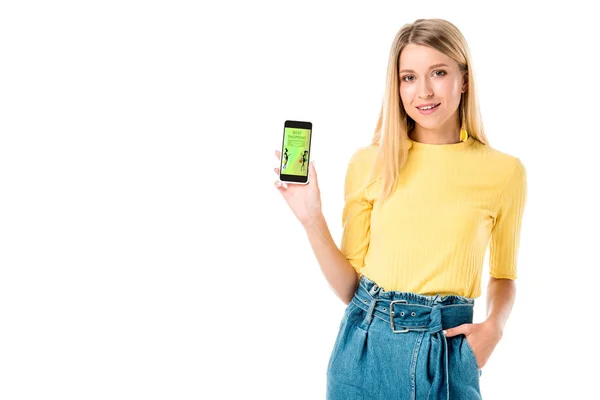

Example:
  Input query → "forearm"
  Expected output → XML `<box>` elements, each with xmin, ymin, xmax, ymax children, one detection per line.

<box><xmin>303</xmin><ymin>213</ymin><xmax>359</xmax><ymax>305</ymax></box>
<box><xmin>485</xmin><ymin>277</ymin><xmax>516</xmax><ymax>335</ymax></box>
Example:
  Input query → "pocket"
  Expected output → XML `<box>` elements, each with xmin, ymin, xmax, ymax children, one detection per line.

<box><xmin>462</xmin><ymin>334</ymin><xmax>481</xmax><ymax>373</ymax></box>
<box><xmin>326</xmin><ymin>301</ymin><xmax>368</xmax><ymax>379</ymax></box>
<box><xmin>337</xmin><ymin>301</ymin><xmax>356</xmax><ymax>328</ymax></box>
<box><xmin>327</xmin><ymin>303</ymin><xmax>353</xmax><ymax>374</ymax></box>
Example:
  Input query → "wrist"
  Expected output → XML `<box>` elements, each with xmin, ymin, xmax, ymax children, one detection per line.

<box><xmin>302</xmin><ymin>212</ymin><xmax>325</xmax><ymax>231</ymax></box>
<box><xmin>484</xmin><ymin>317</ymin><xmax>505</xmax><ymax>337</ymax></box>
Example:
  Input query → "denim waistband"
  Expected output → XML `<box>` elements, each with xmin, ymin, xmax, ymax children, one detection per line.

<box><xmin>352</xmin><ymin>274</ymin><xmax>475</xmax><ymax>333</ymax></box>
<box><xmin>357</xmin><ymin>274</ymin><xmax>474</xmax><ymax>306</ymax></box>
<box><xmin>350</xmin><ymin>275</ymin><xmax>478</xmax><ymax>399</ymax></box>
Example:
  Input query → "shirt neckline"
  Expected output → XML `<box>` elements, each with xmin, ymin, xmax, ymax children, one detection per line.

<box><xmin>407</xmin><ymin>134</ymin><xmax>475</xmax><ymax>151</ymax></box>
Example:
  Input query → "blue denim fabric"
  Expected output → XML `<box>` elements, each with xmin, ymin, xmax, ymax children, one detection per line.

<box><xmin>327</xmin><ymin>275</ymin><xmax>482</xmax><ymax>399</ymax></box>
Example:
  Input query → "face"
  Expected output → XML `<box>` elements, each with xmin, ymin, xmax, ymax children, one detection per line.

<box><xmin>398</xmin><ymin>44</ymin><xmax>467</xmax><ymax>133</ymax></box>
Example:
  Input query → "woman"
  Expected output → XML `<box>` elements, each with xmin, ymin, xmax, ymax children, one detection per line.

<box><xmin>282</xmin><ymin>147</ymin><xmax>289</xmax><ymax>170</ymax></box>
<box><xmin>273</xmin><ymin>18</ymin><xmax>526</xmax><ymax>399</ymax></box>
<box><xmin>300</xmin><ymin>150</ymin><xmax>309</xmax><ymax>171</ymax></box>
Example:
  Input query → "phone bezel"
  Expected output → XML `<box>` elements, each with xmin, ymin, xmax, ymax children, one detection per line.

<box><xmin>279</xmin><ymin>120</ymin><xmax>312</xmax><ymax>184</ymax></box>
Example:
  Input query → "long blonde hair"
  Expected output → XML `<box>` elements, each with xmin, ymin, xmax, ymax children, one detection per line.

<box><xmin>370</xmin><ymin>18</ymin><xmax>489</xmax><ymax>203</ymax></box>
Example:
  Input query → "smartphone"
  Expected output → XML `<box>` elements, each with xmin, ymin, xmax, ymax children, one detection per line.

<box><xmin>279</xmin><ymin>120</ymin><xmax>313</xmax><ymax>184</ymax></box>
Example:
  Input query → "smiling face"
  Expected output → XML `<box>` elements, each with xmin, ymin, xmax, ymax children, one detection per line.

<box><xmin>399</xmin><ymin>43</ymin><xmax>467</xmax><ymax>135</ymax></box>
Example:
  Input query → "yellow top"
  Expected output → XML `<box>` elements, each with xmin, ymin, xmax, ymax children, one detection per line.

<box><xmin>340</xmin><ymin>135</ymin><xmax>527</xmax><ymax>298</ymax></box>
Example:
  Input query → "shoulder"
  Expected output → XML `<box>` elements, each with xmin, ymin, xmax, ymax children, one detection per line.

<box><xmin>346</xmin><ymin>144</ymin><xmax>380</xmax><ymax>182</ymax></box>
<box><xmin>472</xmin><ymin>140</ymin><xmax>526</xmax><ymax>183</ymax></box>
<box><xmin>344</xmin><ymin>144</ymin><xmax>380</xmax><ymax>196</ymax></box>
<box><xmin>347</xmin><ymin>143</ymin><xmax>379</xmax><ymax>168</ymax></box>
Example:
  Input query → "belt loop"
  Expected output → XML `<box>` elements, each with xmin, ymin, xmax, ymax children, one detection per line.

<box><xmin>358</xmin><ymin>282</ymin><xmax>381</xmax><ymax>329</ymax></box>
<box><xmin>365</xmin><ymin>298</ymin><xmax>377</xmax><ymax>324</ymax></box>
<box><xmin>369</xmin><ymin>283</ymin><xmax>381</xmax><ymax>296</ymax></box>
<box><xmin>366</xmin><ymin>283</ymin><xmax>381</xmax><ymax>324</ymax></box>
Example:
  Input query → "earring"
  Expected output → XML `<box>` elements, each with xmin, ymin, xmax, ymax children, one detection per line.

<box><xmin>460</xmin><ymin>128</ymin><xmax>469</xmax><ymax>142</ymax></box>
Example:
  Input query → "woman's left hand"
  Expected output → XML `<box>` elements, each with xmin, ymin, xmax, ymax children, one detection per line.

<box><xmin>443</xmin><ymin>320</ymin><xmax>503</xmax><ymax>369</ymax></box>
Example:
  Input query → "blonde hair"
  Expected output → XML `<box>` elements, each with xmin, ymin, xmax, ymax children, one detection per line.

<box><xmin>369</xmin><ymin>18</ymin><xmax>489</xmax><ymax>203</ymax></box>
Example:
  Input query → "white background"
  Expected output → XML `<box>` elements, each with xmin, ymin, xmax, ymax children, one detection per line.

<box><xmin>1</xmin><ymin>1</ymin><xmax>598</xmax><ymax>399</ymax></box>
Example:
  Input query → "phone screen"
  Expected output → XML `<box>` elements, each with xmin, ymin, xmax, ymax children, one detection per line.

<box><xmin>280</xmin><ymin>120</ymin><xmax>312</xmax><ymax>184</ymax></box>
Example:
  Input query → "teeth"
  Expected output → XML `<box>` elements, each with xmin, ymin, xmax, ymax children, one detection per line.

<box><xmin>419</xmin><ymin>104</ymin><xmax>438</xmax><ymax>110</ymax></box>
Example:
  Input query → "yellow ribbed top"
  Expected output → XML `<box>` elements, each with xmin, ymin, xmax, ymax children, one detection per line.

<box><xmin>340</xmin><ymin>135</ymin><xmax>527</xmax><ymax>299</ymax></box>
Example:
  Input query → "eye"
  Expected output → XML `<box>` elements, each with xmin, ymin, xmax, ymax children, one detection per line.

<box><xmin>401</xmin><ymin>75</ymin><xmax>415</xmax><ymax>82</ymax></box>
<box><xmin>433</xmin><ymin>70</ymin><xmax>447</xmax><ymax>77</ymax></box>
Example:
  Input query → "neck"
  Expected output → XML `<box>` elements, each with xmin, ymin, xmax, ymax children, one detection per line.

<box><xmin>410</xmin><ymin>129</ymin><xmax>461</xmax><ymax>144</ymax></box>
<box><xmin>410</xmin><ymin>118</ymin><xmax>462</xmax><ymax>144</ymax></box>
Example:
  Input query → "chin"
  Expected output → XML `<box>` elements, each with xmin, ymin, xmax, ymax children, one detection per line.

<box><xmin>412</xmin><ymin>119</ymin><xmax>443</xmax><ymax>130</ymax></box>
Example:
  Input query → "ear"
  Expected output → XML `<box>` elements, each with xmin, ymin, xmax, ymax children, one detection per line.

<box><xmin>461</xmin><ymin>72</ymin><xmax>468</xmax><ymax>93</ymax></box>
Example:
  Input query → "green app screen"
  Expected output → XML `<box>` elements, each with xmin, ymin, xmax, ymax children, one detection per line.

<box><xmin>281</xmin><ymin>127</ymin><xmax>311</xmax><ymax>177</ymax></box>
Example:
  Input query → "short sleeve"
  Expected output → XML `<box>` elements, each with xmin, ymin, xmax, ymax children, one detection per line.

<box><xmin>489</xmin><ymin>157</ymin><xmax>528</xmax><ymax>279</ymax></box>
<box><xmin>340</xmin><ymin>149</ymin><xmax>375</xmax><ymax>274</ymax></box>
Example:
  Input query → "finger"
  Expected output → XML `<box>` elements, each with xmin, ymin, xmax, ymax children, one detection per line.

<box><xmin>274</xmin><ymin>167</ymin><xmax>280</xmax><ymax>175</ymax></box>
<box><xmin>275</xmin><ymin>149</ymin><xmax>281</xmax><ymax>159</ymax></box>
<box><xmin>274</xmin><ymin>180</ymin><xmax>286</xmax><ymax>190</ymax></box>
<box><xmin>444</xmin><ymin>324</ymin><xmax>468</xmax><ymax>337</ymax></box>
<box><xmin>308</xmin><ymin>161</ymin><xmax>317</xmax><ymax>180</ymax></box>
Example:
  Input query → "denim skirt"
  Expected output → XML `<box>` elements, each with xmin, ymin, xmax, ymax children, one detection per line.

<box><xmin>326</xmin><ymin>274</ymin><xmax>482</xmax><ymax>399</ymax></box>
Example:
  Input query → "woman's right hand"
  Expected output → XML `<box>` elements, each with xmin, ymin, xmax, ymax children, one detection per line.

<box><xmin>273</xmin><ymin>149</ymin><xmax>322</xmax><ymax>227</ymax></box>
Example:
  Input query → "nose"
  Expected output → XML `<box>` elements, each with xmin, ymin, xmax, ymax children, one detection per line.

<box><xmin>418</xmin><ymin>78</ymin><xmax>433</xmax><ymax>99</ymax></box>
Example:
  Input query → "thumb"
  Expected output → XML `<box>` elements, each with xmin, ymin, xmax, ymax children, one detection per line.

<box><xmin>444</xmin><ymin>324</ymin><xmax>469</xmax><ymax>337</ymax></box>
<box><xmin>309</xmin><ymin>161</ymin><xmax>318</xmax><ymax>181</ymax></box>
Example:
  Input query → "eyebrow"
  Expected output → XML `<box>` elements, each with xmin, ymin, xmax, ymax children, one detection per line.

<box><xmin>399</xmin><ymin>63</ymin><xmax>449</xmax><ymax>74</ymax></box>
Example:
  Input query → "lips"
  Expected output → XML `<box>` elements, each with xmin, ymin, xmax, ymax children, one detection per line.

<box><xmin>416</xmin><ymin>103</ymin><xmax>440</xmax><ymax>110</ymax></box>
